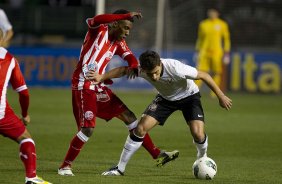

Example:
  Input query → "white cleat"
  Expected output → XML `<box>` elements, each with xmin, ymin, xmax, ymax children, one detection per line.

<box><xmin>197</xmin><ymin>152</ymin><xmax>207</xmax><ymax>159</ymax></box>
<box><xmin>101</xmin><ymin>166</ymin><xmax>124</xmax><ymax>176</ymax></box>
<box><xmin>58</xmin><ymin>166</ymin><xmax>75</xmax><ymax>176</ymax></box>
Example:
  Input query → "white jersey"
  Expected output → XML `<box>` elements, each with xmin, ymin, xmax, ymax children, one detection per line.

<box><xmin>140</xmin><ymin>58</ymin><xmax>199</xmax><ymax>101</ymax></box>
<box><xmin>0</xmin><ymin>9</ymin><xmax>12</xmax><ymax>36</ymax></box>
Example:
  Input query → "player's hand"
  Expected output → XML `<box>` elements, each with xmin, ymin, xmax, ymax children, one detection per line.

<box><xmin>223</xmin><ymin>52</ymin><xmax>230</xmax><ymax>65</ymax></box>
<box><xmin>218</xmin><ymin>95</ymin><xmax>232</xmax><ymax>110</ymax></box>
<box><xmin>127</xmin><ymin>67</ymin><xmax>138</xmax><ymax>79</ymax></box>
<box><xmin>22</xmin><ymin>115</ymin><xmax>30</xmax><ymax>126</ymax></box>
<box><xmin>130</xmin><ymin>12</ymin><xmax>142</xmax><ymax>20</ymax></box>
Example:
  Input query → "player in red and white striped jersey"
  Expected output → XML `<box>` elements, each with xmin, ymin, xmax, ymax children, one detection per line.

<box><xmin>58</xmin><ymin>9</ymin><xmax>179</xmax><ymax>176</ymax></box>
<box><xmin>0</xmin><ymin>29</ymin><xmax>51</xmax><ymax>184</ymax></box>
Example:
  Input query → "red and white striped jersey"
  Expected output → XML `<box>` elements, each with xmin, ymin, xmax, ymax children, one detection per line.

<box><xmin>72</xmin><ymin>22</ymin><xmax>134</xmax><ymax>92</ymax></box>
<box><xmin>0</xmin><ymin>47</ymin><xmax>27</xmax><ymax>120</ymax></box>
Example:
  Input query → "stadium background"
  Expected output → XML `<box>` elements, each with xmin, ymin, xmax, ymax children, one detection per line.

<box><xmin>1</xmin><ymin>0</ymin><xmax>281</xmax><ymax>93</ymax></box>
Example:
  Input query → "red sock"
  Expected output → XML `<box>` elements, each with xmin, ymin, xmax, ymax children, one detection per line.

<box><xmin>60</xmin><ymin>133</ymin><xmax>87</xmax><ymax>169</ymax></box>
<box><xmin>19</xmin><ymin>139</ymin><xmax>37</xmax><ymax>178</ymax></box>
<box><xmin>142</xmin><ymin>133</ymin><xmax>161</xmax><ymax>159</ymax></box>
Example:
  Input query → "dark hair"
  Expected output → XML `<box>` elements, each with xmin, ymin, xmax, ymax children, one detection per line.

<box><xmin>139</xmin><ymin>50</ymin><xmax>161</xmax><ymax>71</ymax></box>
<box><xmin>113</xmin><ymin>9</ymin><xmax>134</xmax><ymax>22</ymax></box>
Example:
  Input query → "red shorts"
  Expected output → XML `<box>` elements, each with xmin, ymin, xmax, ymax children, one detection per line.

<box><xmin>72</xmin><ymin>88</ymin><xmax>128</xmax><ymax>129</ymax></box>
<box><xmin>0</xmin><ymin>110</ymin><xmax>26</xmax><ymax>140</ymax></box>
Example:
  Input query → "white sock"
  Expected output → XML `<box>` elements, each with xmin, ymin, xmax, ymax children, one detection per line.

<box><xmin>194</xmin><ymin>135</ymin><xmax>208</xmax><ymax>159</ymax></box>
<box><xmin>117</xmin><ymin>135</ymin><xmax>143</xmax><ymax>172</ymax></box>
<box><xmin>126</xmin><ymin>120</ymin><xmax>138</xmax><ymax>131</ymax></box>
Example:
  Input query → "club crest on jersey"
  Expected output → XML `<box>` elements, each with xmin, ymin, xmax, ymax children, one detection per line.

<box><xmin>105</xmin><ymin>51</ymin><xmax>114</xmax><ymax>60</ymax></box>
<box><xmin>84</xmin><ymin>111</ymin><xmax>94</xmax><ymax>120</ymax></box>
<box><xmin>149</xmin><ymin>103</ymin><xmax>157</xmax><ymax>111</ymax></box>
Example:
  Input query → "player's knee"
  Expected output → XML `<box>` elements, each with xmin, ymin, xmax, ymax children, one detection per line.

<box><xmin>135</xmin><ymin>124</ymin><xmax>147</xmax><ymax>137</ymax></box>
<box><xmin>81</xmin><ymin>127</ymin><xmax>94</xmax><ymax>137</ymax></box>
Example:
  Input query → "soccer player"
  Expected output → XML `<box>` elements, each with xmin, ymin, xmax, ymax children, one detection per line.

<box><xmin>92</xmin><ymin>50</ymin><xmax>232</xmax><ymax>175</ymax></box>
<box><xmin>194</xmin><ymin>8</ymin><xmax>231</xmax><ymax>96</ymax></box>
<box><xmin>0</xmin><ymin>28</ymin><xmax>51</xmax><ymax>184</ymax></box>
<box><xmin>0</xmin><ymin>8</ymin><xmax>14</xmax><ymax>47</ymax></box>
<box><xmin>58</xmin><ymin>9</ymin><xmax>179</xmax><ymax>176</ymax></box>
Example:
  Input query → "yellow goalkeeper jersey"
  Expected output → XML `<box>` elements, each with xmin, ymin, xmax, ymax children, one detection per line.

<box><xmin>196</xmin><ymin>18</ymin><xmax>230</xmax><ymax>53</ymax></box>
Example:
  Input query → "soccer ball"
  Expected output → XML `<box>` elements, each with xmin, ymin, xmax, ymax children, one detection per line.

<box><xmin>192</xmin><ymin>157</ymin><xmax>217</xmax><ymax>180</ymax></box>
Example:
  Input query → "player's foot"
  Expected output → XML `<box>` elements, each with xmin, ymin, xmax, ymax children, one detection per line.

<box><xmin>25</xmin><ymin>176</ymin><xmax>52</xmax><ymax>184</ymax></box>
<box><xmin>156</xmin><ymin>150</ymin><xmax>179</xmax><ymax>167</ymax></box>
<box><xmin>101</xmin><ymin>166</ymin><xmax>124</xmax><ymax>176</ymax></box>
<box><xmin>58</xmin><ymin>166</ymin><xmax>75</xmax><ymax>176</ymax></box>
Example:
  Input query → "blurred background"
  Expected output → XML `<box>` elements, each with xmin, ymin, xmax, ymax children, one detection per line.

<box><xmin>1</xmin><ymin>0</ymin><xmax>281</xmax><ymax>93</ymax></box>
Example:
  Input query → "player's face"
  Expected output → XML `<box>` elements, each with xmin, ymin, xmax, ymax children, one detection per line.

<box><xmin>114</xmin><ymin>20</ymin><xmax>133</xmax><ymax>41</ymax></box>
<box><xmin>143</xmin><ymin>64</ymin><xmax>162</xmax><ymax>81</ymax></box>
<box><xmin>207</xmin><ymin>9</ymin><xmax>219</xmax><ymax>19</ymax></box>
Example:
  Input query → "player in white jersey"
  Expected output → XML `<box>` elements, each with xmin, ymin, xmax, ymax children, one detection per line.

<box><xmin>0</xmin><ymin>28</ymin><xmax>51</xmax><ymax>184</ymax></box>
<box><xmin>0</xmin><ymin>8</ymin><xmax>14</xmax><ymax>47</ymax></box>
<box><xmin>89</xmin><ymin>50</ymin><xmax>232</xmax><ymax>175</ymax></box>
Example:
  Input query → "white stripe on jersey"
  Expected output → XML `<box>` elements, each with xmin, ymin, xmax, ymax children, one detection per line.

<box><xmin>15</xmin><ymin>85</ymin><xmax>27</xmax><ymax>92</ymax></box>
<box><xmin>121</xmin><ymin>51</ymin><xmax>130</xmax><ymax>59</ymax></box>
<box><xmin>0</xmin><ymin>58</ymin><xmax>15</xmax><ymax>119</ymax></box>
<box><xmin>0</xmin><ymin>47</ymin><xmax>7</xmax><ymax>59</ymax></box>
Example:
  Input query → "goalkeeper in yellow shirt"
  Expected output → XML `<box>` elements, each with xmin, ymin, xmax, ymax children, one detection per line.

<box><xmin>195</xmin><ymin>8</ymin><xmax>231</xmax><ymax>97</ymax></box>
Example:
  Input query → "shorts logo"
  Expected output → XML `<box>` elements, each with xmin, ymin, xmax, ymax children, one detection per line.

<box><xmin>84</xmin><ymin>111</ymin><xmax>94</xmax><ymax>120</ymax></box>
<box><xmin>149</xmin><ymin>103</ymin><xmax>157</xmax><ymax>111</ymax></box>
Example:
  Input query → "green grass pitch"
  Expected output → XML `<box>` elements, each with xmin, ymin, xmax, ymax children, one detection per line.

<box><xmin>1</xmin><ymin>88</ymin><xmax>282</xmax><ymax>184</ymax></box>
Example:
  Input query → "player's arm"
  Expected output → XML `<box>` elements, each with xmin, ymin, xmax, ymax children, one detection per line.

<box><xmin>86</xmin><ymin>66</ymin><xmax>129</xmax><ymax>83</ymax></box>
<box><xmin>88</xmin><ymin>12</ymin><xmax>142</xmax><ymax>27</ymax></box>
<box><xmin>10</xmin><ymin>59</ymin><xmax>30</xmax><ymax>125</ymax></box>
<box><xmin>196</xmin><ymin>71</ymin><xmax>232</xmax><ymax>110</ymax></box>
<box><xmin>116</xmin><ymin>40</ymin><xmax>139</xmax><ymax>78</ymax></box>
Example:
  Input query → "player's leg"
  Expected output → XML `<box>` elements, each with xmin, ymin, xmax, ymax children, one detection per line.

<box><xmin>98</xmin><ymin>88</ymin><xmax>162</xmax><ymax>160</ymax></box>
<box><xmin>189</xmin><ymin>120</ymin><xmax>208</xmax><ymax>159</ymax></box>
<box><xmin>117</xmin><ymin>109</ymin><xmax>162</xmax><ymax>159</ymax></box>
<box><xmin>182</xmin><ymin>93</ymin><xmax>207</xmax><ymax>159</ymax></box>
<box><xmin>102</xmin><ymin>115</ymin><xmax>158</xmax><ymax>176</ymax></box>
<box><xmin>0</xmin><ymin>113</ymin><xmax>52</xmax><ymax>183</ymax></box>
<box><xmin>58</xmin><ymin>89</ymin><xmax>96</xmax><ymax>176</ymax></box>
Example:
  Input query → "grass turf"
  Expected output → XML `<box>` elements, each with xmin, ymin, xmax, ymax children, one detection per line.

<box><xmin>0</xmin><ymin>88</ymin><xmax>282</xmax><ymax>184</ymax></box>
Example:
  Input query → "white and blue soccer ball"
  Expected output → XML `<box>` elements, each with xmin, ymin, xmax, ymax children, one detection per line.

<box><xmin>192</xmin><ymin>157</ymin><xmax>217</xmax><ymax>180</ymax></box>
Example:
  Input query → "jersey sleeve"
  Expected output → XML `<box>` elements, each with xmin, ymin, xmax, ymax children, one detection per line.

<box><xmin>10</xmin><ymin>58</ymin><xmax>27</xmax><ymax>92</ymax></box>
<box><xmin>172</xmin><ymin>59</ymin><xmax>198</xmax><ymax>80</ymax></box>
<box><xmin>116</xmin><ymin>40</ymin><xmax>138</xmax><ymax>68</ymax></box>
<box><xmin>86</xmin><ymin>13</ymin><xmax>132</xmax><ymax>28</ymax></box>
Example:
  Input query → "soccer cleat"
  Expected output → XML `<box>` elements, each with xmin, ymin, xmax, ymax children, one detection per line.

<box><xmin>101</xmin><ymin>166</ymin><xmax>124</xmax><ymax>176</ymax></box>
<box><xmin>58</xmin><ymin>166</ymin><xmax>75</xmax><ymax>176</ymax></box>
<box><xmin>156</xmin><ymin>150</ymin><xmax>179</xmax><ymax>167</ymax></box>
<box><xmin>25</xmin><ymin>176</ymin><xmax>52</xmax><ymax>184</ymax></box>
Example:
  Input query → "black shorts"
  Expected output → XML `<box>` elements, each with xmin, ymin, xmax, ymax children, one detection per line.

<box><xmin>143</xmin><ymin>92</ymin><xmax>204</xmax><ymax>125</ymax></box>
